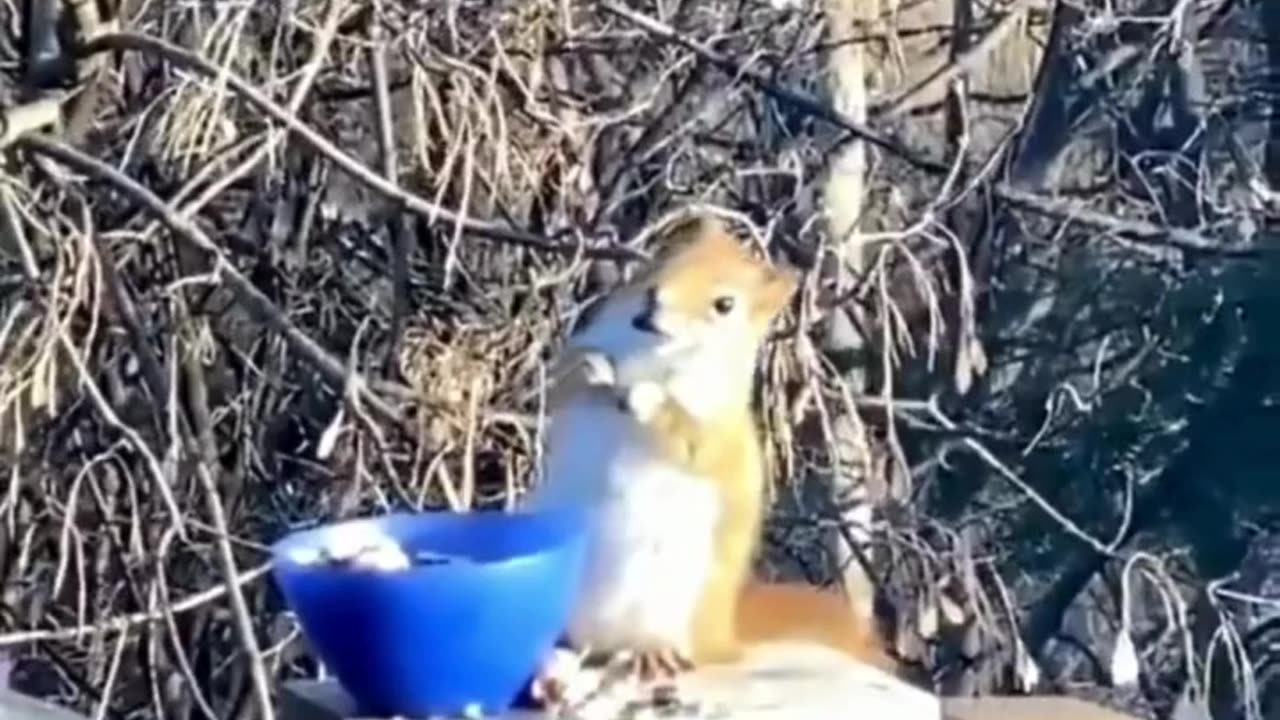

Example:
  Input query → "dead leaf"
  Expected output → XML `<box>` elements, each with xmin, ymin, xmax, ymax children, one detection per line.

<box><xmin>939</xmin><ymin>589</ymin><xmax>967</xmax><ymax>626</ymax></box>
<box><xmin>1109</xmin><ymin>632</ymin><xmax>1140</xmax><ymax>687</ymax></box>
<box><xmin>918</xmin><ymin>591</ymin><xmax>939</xmax><ymax>639</ymax></box>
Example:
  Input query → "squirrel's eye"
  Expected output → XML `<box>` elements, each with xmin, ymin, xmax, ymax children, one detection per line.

<box><xmin>712</xmin><ymin>296</ymin><xmax>736</xmax><ymax>315</ymax></box>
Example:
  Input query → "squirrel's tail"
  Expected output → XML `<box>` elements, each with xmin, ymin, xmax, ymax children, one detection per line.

<box><xmin>733</xmin><ymin>581</ymin><xmax>901</xmax><ymax>676</ymax></box>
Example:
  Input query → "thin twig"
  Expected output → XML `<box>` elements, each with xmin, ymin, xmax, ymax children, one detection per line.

<box><xmin>0</xmin><ymin>564</ymin><xmax>273</xmax><ymax>646</ymax></box>
<box><xmin>78</xmin><ymin>31</ymin><xmax>646</xmax><ymax>263</ymax></box>
<box><xmin>875</xmin><ymin>0</ymin><xmax>1032</xmax><ymax>119</ymax></box>
<box><xmin>368</xmin><ymin>0</ymin><xmax>411</xmax><ymax>371</ymax></box>
<box><xmin>995</xmin><ymin>183</ymin><xmax>1263</xmax><ymax>258</ymax></box>
<box><xmin>17</xmin><ymin>133</ymin><xmax>412</xmax><ymax>425</ymax></box>
<box><xmin>178</xmin><ymin>320</ymin><xmax>276</xmax><ymax>720</ymax></box>
<box><xmin>142</xmin><ymin>0</ymin><xmax>352</xmax><ymax>239</ymax></box>
<box><xmin>598</xmin><ymin>1</ymin><xmax>949</xmax><ymax>176</ymax></box>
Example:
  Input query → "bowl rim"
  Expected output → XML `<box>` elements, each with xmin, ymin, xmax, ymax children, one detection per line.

<box><xmin>268</xmin><ymin>507</ymin><xmax>591</xmax><ymax>575</ymax></box>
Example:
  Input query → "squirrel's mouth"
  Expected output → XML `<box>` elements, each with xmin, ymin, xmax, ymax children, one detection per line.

<box><xmin>631</xmin><ymin>310</ymin><xmax>663</xmax><ymax>335</ymax></box>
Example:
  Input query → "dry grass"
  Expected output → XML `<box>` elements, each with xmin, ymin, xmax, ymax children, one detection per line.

<box><xmin>0</xmin><ymin>0</ymin><xmax>1276</xmax><ymax>719</ymax></box>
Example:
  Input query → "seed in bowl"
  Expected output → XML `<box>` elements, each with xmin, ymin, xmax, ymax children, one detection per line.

<box><xmin>285</xmin><ymin>523</ymin><xmax>412</xmax><ymax>572</ymax></box>
<box><xmin>412</xmin><ymin>550</ymin><xmax>474</xmax><ymax>566</ymax></box>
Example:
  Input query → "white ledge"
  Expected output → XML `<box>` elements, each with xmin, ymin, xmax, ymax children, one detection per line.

<box><xmin>654</xmin><ymin>641</ymin><xmax>940</xmax><ymax>720</ymax></box>
<box><xmin>280</xmin><ymin>641</ymin><xmax>942</xmax><ymax>720</ymax></box>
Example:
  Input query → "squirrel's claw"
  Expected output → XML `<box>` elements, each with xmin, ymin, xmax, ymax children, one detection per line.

<box><xmin>615</xmin><ymin>647</ymin><xmax>695</xmax><ymax>683</ymax></box>
<box><xmin>596</xmin><ymin>648</ymin><xmax>695</xmax><ymax>707</ymax></box>
<box><xmin>529</xmin><ymin>646</ymin><xmax>589</xmax><ymax>710</ymax></box>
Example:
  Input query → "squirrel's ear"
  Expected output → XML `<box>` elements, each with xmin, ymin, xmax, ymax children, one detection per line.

<box><xmin>758</xmin><ymin>264</ymin><xmax>800</xmax><ymax>319</ymax></box>
<box><xmin>655</xmin><ymin>214</ymin><xmax>723</xmax><ymax>256</ymax></box>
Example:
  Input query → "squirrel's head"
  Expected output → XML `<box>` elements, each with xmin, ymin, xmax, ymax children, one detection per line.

<box><xmin>567</xmin><ymin>215</ymin><xmax>798</xmax><ymax>416</ymax></box>
<box><xmin>627</xmin><ymin>215</ymin><xmax>798</xmax><ymax>350</ymax></box>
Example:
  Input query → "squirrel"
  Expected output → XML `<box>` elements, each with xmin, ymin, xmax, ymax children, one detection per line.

<box><xmin>520</xmin><ymin>215</ymin><xmax>900</xmax><ymax>705</ymax></box>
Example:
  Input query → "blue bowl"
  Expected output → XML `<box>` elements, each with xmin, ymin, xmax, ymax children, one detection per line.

<box><xmin>270</xmin><ymin>509</ymin><xmax>590</xmax><ymax>718</ymax></box>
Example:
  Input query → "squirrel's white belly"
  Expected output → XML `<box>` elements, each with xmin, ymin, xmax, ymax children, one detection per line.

<box><xmin>524</xmin><ymin>397</ymin><xmax>719</xmax><ymax>655</ymax></box>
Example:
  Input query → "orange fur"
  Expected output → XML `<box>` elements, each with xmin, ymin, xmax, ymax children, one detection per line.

<box><xmin>734</xmin><ymin>582</ymin><xmax>898</xmax><ymax>674</ymax></box>
<box><xmin>620</xmin><ymin>217</ymin><xmax>895</xmax><ymax>672</ymax></box>
<box><xmin>541</xmin><ymin>214</ymin><xmax>899</xmax><ymax>688</ymax></box>
<box><xmin>637</xmin><ymin>215</ymin><xmax>800</xmax><ymax>344</ymax></box>
<box><xmin>679</xmin><ymin>408</ymin><xmax>765</xmax><ymax>665</ymax></box>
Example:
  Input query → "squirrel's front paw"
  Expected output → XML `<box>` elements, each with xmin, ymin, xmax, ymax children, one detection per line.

<box><xmin>529</xmin><ymin>646</ymin><xmax>598</xmax><ymax>711</ymax></box>
<box><xmin>622</xmin><ymin>382</ymin><xmax>666</xmax><ymax>423</ymax></box>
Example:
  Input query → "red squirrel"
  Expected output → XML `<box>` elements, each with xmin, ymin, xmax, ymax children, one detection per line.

<box><xmin>521</xmin><ymin>215</ymin><xmax>899</xmax><ymax>703</ymax></box>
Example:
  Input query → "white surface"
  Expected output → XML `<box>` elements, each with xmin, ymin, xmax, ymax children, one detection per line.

<box><xmin>281</xmin><ymin>640</ymin><xmax>943</xmax><ymax>720</ymax></box>
<box><xmin>532</xmin><ymin>641</ymin><xmax>942</xmax><ymax>720</ymax></box>
<box><xmin>682</xmin><ymin>642</ymin><xmax>939</xmax><ymax>719</ymax></box>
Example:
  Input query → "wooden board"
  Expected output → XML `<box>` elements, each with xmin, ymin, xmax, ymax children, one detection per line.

<box><xmin>941</xmin><ymin>695</ymin><xmax>1143</xmax><ymax>720</ymax></box>
<box><xmin>280</xmin><ymin>641</ymin><xmax>943</xmax><ymax>720</ymax></box>
<box><xmin>0</xmin><ymin>689</ymin><xmax>92</xmax><ymax>720</ymax></box>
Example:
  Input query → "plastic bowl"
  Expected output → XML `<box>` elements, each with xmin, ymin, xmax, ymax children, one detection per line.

<box><xmin>270</xmin><ymin>509</ymin><xmax>590</xmax><ymax>718</ymax></box>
